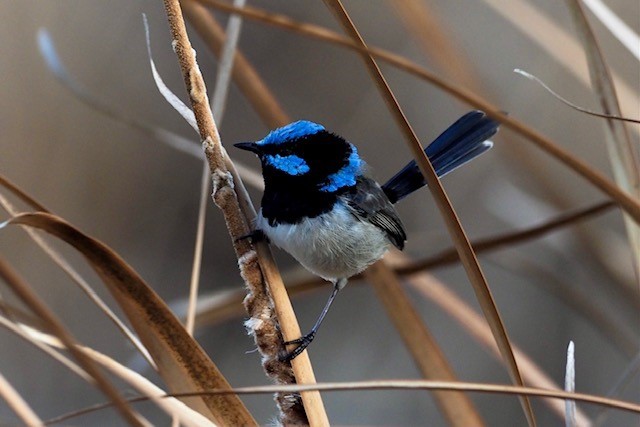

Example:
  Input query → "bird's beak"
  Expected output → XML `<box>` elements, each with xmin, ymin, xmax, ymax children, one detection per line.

<box><xmin>233</xmin><ymin>142</ymin><xmax>261</xmax><ymax>154</ymax></box>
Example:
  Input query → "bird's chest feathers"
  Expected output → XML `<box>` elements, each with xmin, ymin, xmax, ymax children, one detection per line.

<box><xmin>256</xmin><ymin>203</ymin><xmax>390</xmax><ymax>280</ymax></box>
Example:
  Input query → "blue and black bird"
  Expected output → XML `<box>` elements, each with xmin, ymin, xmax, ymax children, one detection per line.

<box><xmin>235</xmin><ymin>110</ymin><xmax>499</xmax><ymax>361</ymax></box>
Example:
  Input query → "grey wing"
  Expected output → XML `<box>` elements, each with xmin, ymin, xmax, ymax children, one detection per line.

<box><xmin>344</xmin><ymin>177</ymin><xmax>407</xmax><ymax>250</ymax></box>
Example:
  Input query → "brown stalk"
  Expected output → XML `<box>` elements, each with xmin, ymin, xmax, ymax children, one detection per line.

<box><xmin>0</xmin><ymin>174</ymin><xmax>50</xmax><ymax>213</ymax></box>
<box><xmin>364</xmin><ymin>263</ymin><xmax>485</xmax><ymax>426</ymax></box>
<box><xmin>0</xmin><ymin>314</ymin><xmax>215</xmax><ymax>427</ymax></box>
<box><xmin>5</xmin><ymin>212</ymin><xmax>256</xmax><ymax>425</ymax></box>
<box><xmin>398</xmin><ymin>201</ymin><xmax>617</xmax><ymax>274</ymax></box>
<box><xmin>0</xmin><ymin>186</ymin><xmax>155</xmax><ymax>367</ymax></box>
<box><xmin>0</xmin><ymin>372</ymin><xmax>43</xmax><ymax>426</ymax></box>
<box><xmin>320</xmin><ymin>1</ymin><xmax>535</xmax><ymax>425</ymax></box>
<box><xmin>162</xmin><ymin>1</ymin><xmax>326</xmax><ymax>424</ymax></box>
<box><xmin>199</xmin><ymin>0</ymin><xmax>640</xmax><ymax>225</ymax></box>
<box><xmin>47</xmin><ymin>380</ymin><xmax>640</xmax><ymax>423</ymax></box>
<box><xmin>0</xmin><ymin>257</ymin><xmax>146</xmax><ymax>427</ymax></box>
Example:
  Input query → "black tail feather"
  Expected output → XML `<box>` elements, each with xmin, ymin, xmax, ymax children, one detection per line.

<box><xmin>382</xmin><ymin>111</ymin><xmax>499</xmax><ymax>204</ymax></box>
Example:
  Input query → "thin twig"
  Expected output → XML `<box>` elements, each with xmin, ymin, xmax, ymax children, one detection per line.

<box><xmin>43</xmin><ymin>379</ymin><xmax>640</xmax><ymax>425</ymax></box>
<box><xmin>397</xmin><ymin>201</ymin><xmax>616</xmax><ymax>275</ymax></box>
<box><xmin>514</xmin><ymin>69</ymin><xmax>640</xmax><ymax>124</ymax></box>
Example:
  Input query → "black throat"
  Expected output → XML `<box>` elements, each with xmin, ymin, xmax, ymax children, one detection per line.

<box><xmin>261</xmin><ymin>176</ymin><xmax>351</xmax><ymax>226</ymax></box>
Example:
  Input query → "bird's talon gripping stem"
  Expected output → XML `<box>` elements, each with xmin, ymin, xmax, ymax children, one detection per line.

<box><xmin>280</xmin><ymin>332</ymin><xmax>316</xmax><ymax>362</ymax></box>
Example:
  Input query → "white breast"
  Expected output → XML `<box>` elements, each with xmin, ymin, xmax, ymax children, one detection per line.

<box><xmin>256</xmin><ymin>203</ymin><xmax>390</xmax><ymax>282</ymax></box>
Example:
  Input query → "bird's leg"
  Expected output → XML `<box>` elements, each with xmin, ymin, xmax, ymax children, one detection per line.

<box><xmin>235</xmin><ymin>229</ymin><xmax>270</xmax><ymax>244</ymax></box>
<box><xmin>280</xmin><ymin>278</ymin><xmax>347</xmax><ymax>362</ymax></box>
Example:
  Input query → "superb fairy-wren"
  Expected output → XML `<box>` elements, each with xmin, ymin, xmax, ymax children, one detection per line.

<box><xmin>235</xmin><ymin>110</ymin><xmax>499</xmax><ymax>361</ymax></box>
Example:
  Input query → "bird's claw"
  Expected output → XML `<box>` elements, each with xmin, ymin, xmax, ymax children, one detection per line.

<box><xmin>279</xmin><ymin>332</ymin><xmax>316</xmax><ymax>362</ymax></box>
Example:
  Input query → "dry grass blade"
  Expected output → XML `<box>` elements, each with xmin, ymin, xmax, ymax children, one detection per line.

<box><xmin>0</xmin><ymin>256</ymin><xmax>147</xmax><ymax>427</ymax></box>
<box><xmin>82</xmin><ymin>347</ymin><xmax>216</xmax><ymax>427</ymax></box>
<box><xmin>364</xmin><ymin>263</ymin><xmax>485</xmax><ymax>426</ymax></box>
<box><xmin>0</xmin><ymin>313</ymin><xmax>215</xmax><ymax>427</ymax></box>
<box><xmin>163</xmin><ymin>1</ymin><xmax>327</xmax><ymax>424</ymax></box>
<box><xmin>48</xmin><ymin>380</ymin><xmax>640</xmax><ymax>420</ymax></box>
<box><xmin>565</xmin><ymin>0</ymin><xmax>640</xmax><ymax>284</ymax></box>
<box><xmin>0</xmin><ymin>372</ymin><xmax>43</xmax><ymax>427</ymax></box>
<box><xmin>190</xmin><ymin>381</ymin><xmax>640</xmax><ymax>413</ymax></box>
<box><xmin>0</xmin><ymin>179</ymin><xmax>154</xmax><ymax>367</ymax></box>
<box><xmin>2</xmin><ymin>212</ymin><xmax>256</xmax><ymax>426</ymax></box>
<box><xmin>39</xmin><ymin>28</ymin><xmax>201</xmax><ymax>159</ymax></box>
<box><xmin>0</xmin><ymin>313</ymin><xmax>91</xmax><ymax>382</ymax></box>
<box><xmin>321</xmin><ymin>1</ymin><xmax>535</xmax><ymax>425</ymax></box>
<box><xmin>200</xmin><ymin>0</ymin><xmax>640</xmax><ymax>224</ymax></box>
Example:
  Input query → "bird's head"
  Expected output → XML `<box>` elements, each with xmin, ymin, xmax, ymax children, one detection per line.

<box><xmin>234</xmin><ymin>120</ymin><xmax>363</xmax><ymax>193</ymax></box>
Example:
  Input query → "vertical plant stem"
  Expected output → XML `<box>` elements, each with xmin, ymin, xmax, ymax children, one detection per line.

<box><xmin>186</xmin><ymin>0</ymin><xmax>246</xmax><ymax>336</ymax></box>
<box><xmin>321</xmin><ymin>1</ymin><xmax>535</xmax><ymax>425</ymax></box>
<box><xmin>162</xmin><ymin>1</ymin><xmax>328</xmax><ymax>424</ymax></box>
<box><xmin>186</xmin><ymin>162</ymin><xmax>209</xmax><ymax>335</ymax></box>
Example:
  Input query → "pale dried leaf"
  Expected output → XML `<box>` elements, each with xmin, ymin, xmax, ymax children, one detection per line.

<box><xmin>143</xmin><ymin>14</ymin><xmax>198</xmax><ymax>132</ymax></box>
<box><xmin>1</xmin><ymin>212</ymin><xmax>256</xmax><ymax>426</ymax></box>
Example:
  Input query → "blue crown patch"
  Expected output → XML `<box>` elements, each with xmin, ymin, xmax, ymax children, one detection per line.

<box><xmin>258</xmin><ymin>120</ymin><xmax>325</xmax><ymax>146</ymax></box>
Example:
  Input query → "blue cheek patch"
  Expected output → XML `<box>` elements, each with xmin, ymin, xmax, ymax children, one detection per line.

<box><xmin>320</xmin><ymin>145</ymin><xmax>363</xmax><ymax>192</ymax></box>
<box><xmin>258</xmin><ymin>120</ymin><xmax>325</xmax><ymax>146</ymax></box>
<box><xmin>265</xmin><ymin>154</ymin><xmax>310</xmax><ymax>176</ymax></box>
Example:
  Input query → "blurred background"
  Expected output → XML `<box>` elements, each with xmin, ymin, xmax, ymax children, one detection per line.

<box><xmin>1</xmin><ymin>0</ymin><xmax>638</xmax><ymax>425</ymax></box>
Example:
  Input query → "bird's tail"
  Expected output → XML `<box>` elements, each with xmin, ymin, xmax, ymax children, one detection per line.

<box><xmin>382</xmin><ymin>110</ymin><xmax>499</xmax><ymax>204</ymax></box>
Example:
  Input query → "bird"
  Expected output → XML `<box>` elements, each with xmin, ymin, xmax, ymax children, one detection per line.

<box><xmin>234</xmin><ymin>110</ymin><xmax>499</xmax><ymax>361</ymax></box>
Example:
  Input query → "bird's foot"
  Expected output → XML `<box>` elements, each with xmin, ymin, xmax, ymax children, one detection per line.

<box><xmin>279</xmin><ymin>332</ymin><xmax>316</xmax><ymax>362</ymax></box>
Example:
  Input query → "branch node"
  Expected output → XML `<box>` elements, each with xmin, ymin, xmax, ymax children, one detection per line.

<box><xmin>189</xmin><ymin>66</ymin><xmax>207</xmax><ymax>104</ymax></box>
